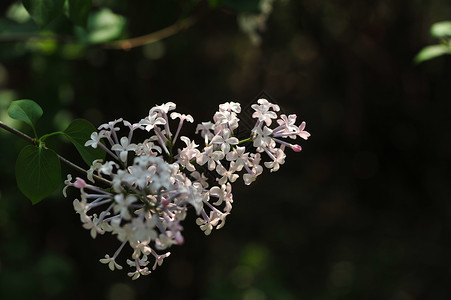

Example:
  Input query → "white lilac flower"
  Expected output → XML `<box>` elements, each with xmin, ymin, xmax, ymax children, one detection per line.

<box><xmin>196</xmin><ymin>210</ymin><xmax>227</xmax><ymax>235</ymax></box>
<box><xmin>86</xmin><ymin>159</ymin><xmax>103</xmax><ymax>182</ymax></box>
<box><xmin>148</xmin><ymin>102</ymin><xmax>176</xmax><ymax>137</ymax></box>
<box><xmin>123</xmin><ymin>120</ymin><xmax>143</xmax><ymax>141</ymax></box>
<box><xmin>131</xmin><ymin>241</ymin><xmax>152</xmax><ymax>259</ymax></box>
<box><xmin>113</xmin><ymin>194</ymin><xmax>137</xmax><ymax>220</ymax></box>
<box><xmin>196</xmin><ymin>145</ymin><xmax>225</xmax><ymax>171</ymax></box>
<box><xmin>275</xmin><ymin>114</ymin><xmax>299</xmax><ymax>135</ymax></box>
<box><xmin>151</xmin><ymin>251</ymin><xmax>170</xmax><ymax>270</ymax></box>
<box><xmin>273</xmin><ymin>115</ymin><xmax>310</xmax><ymax>141</ymax></box>
<box><xmin>185</xmin><ymin>182</ymin><xmax>206</xmax><ymax>214</ymax></box>
<box><xmin>251</xmin><ymin>98</ymin><xmax>279</xmax><ymax>126</ymax></box>
<box><xmin>111</xmin><ymin>136</ymin><xmax>138</xmax><ymax>162</ymax></box>
<box><xmin>252</xmin><ymin>126</ymin><xmax>274</xmax><ymax>149</ymax></box>
<box><xmin>219</xmin><ymin>101</ymin><xmax>241</xmax><ymax>113</ymax></box>
<box><xmin>213</xmin><ymin>110</ymin><xmax>240</xmax><ymax>131</ymax></box>
<box><xmin>210</xmin><ymin>183</ymin><xmax>233</xmax><ymax>212</ymax></box>
<box><xmin>139</xmin><ymin>114</ymin><xmax>166</xmax><ymax>132</ymax></box>
<box><xmin>196</xmin><ymin>121</ymin><xmax>215</xmax><ymax>144</ymax></box>
<box><xmin>298</xmin><ymin>121</ymin><xmax>311</xmax><ymax>140</ymax></box>
<box><xmin>196</xmin><ymin>217</ymin><xmax>213</xmax><ymax>235</ymax></box>
<box><xmin>210</xmin><ymin>131</ymin><xmax>239</xmax><ymax>154</ymax></box>
<box><xmin>100</xmin><ymin>254</ymin><xmax>123</xmax><ymax>271</ymax></box>
<box><xmin>85</xmin><ymin>131</ymin><xmax>104</xmax><ymax>148</ymax></box>
<box><xmin>243</xmin><ymin>166</ymin><xmax>263</xmax><ymax>185</ymax></box>
<box><xmin>63</xmin><ymin>174</ymin><xmax>73</xmax><ymax>197</ymax></box>
<box><xmin>243</xmin><ymin>153</ymin><xmax>263</xmax><ymax>185</ymax></box>
<box><xmin>98</xmin><ymin>118</ymin><xmax>123</xmax><ymax>131</ymax></box>
<box><xmin>177</xmin><ymin>136</ymin><xmax>200</xmax><ymax>171</ymax></box>
<box><xmin>263</xmin><ymin>148</ymin><xmax>286</xmax><ymax>172</ymax></box>
<box><xmin>226</xmin><ymin>146</ymin><xmax>249</xmax><ymax>171</ymax></box>
<box><xmin>67</xmin><ymin>98</ymin><xmax>309</xmax><ymax>279</ymax></box>
<box><xmin>190</xmin><ymin>171</ymin><xmax>209</xmax><ymax>188</ymax></box>
<box><xmin>82</xmin><ymin>214</ymin><xmax>105</xmax><ymax>239</ymax></box>
<box><xmin>98</xmin><ymin>118</ymin><xmax>123</xmax><ymax>145</ymax></box>
<box><xmin>131</xmin><ymin>217</ymin><xmax>158</xmax><ymax>244</ymax></box>
<box><xmin>149</xmin><ymin>102</ymin><xmax>176</xmax><ymax>115</ymax></box>
<box><xmin>216</xmin><ymin>162</ymin><xmax>239</xmax><ymax>185</ymax></box>
<box><xmin>73</xmin><ymin>198</ymin><xmax>89</xmax><ymax>221</ymax></box>
<box><xmin>135</xmin><ymin>138</ymin><xmax>162</xmax><ymax>156</ymax></box>
<box><xmin>98</xmin><ymin>161</ymin><xmax>118</xmax><ymax>176</ymax></box>
<box><xmin>127</xmin><ymin>256</ymin><xmax>151</xmax><ymax>280</ymax></box>
<box><xmin>170</xmin><ymin>112</ymin><xmax>194</xmax><ymax>123</ymax></box>
<box><xmin>170</xmin><ymin>112</ymin><xmax>194</xmax><ymax>143</ymax></box>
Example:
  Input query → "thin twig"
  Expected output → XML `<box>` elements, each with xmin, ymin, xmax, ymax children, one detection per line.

<box><xmin>0</xmin><ymin>14</ymin><xmax>200</xmax><ymax>51</ymax></box>
<box><xmin>0</xmin><ymin>120</ymin><xmax>112</xmax><ymax>186</ymax></box>
<box><xmin>102</xmin><ymin>15</ymin><xmax>199</xmax><ymax>50</ymax></box>
<box><xmin>0</xmin><ymin>120</ymin><xmax>35</xmax><ymax>144</ymax></box>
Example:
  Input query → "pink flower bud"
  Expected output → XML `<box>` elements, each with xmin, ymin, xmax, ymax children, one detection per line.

<box><xmin>74</xmin><ymin>177</ymin><xmax>87</xmax><ymax>188</ymax></box>
<box><xmin>292</xmin><ymin>144</ymin><xmax>302</xmax><ymax>152</ymax></box>
<box><xmin>175</xmin><ymin>233</ymin><xmax>184</xmax><ymax>245</ymax></box>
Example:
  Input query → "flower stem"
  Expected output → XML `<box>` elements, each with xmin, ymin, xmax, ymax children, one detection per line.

<box><xmin>40</xmin><ymin>131</ymin><xmax>64</xmax><ymax>141</ymax></box>
<box><xmin>238</xmin><ymin>137</ymin><xmax>252</xmax><ymax>144</ymax></box>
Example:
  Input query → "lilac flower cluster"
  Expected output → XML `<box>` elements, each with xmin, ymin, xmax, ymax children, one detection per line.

<box><xmin>64</xmin><ymin>98</ymin><xmax>310</xmax><ymax>279</ymax></box>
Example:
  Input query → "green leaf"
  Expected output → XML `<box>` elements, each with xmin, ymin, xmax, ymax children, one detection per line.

<box><xmin>16</xmin><ymin>145</ymin><xmax>61</xmax><ymax>204</ymax></box>
<box><xmin>68</xmin><ymin>0</ymin><xmax>92</xmax><ymax>27</ymax></box>
<box><xmin>22</xmin><ymin>0</ymin><xmax>65</xmax><ymax>28</ymax></box>
<box><xmin>216</xmin><ymin>0</ymin><xmax>261</xmax><ymax>13</ymax></box>
<box><xmin>75</xmin><ymin>8</ymin><xmax>126</xmax><ymax>44</ymax></box>
<box><xmin>63</xmin><ymin>119</ymin><xmax>105</xmax><ymax>166</ymax></box>
<box><xmin>414</xmin><ymin>44</ymin><xmax>451</xmax><ymax>63</ymax></box>
<box><xmin>430</xmin><ymin>21</ymin><xmax>451</xmax><ymax>38</ymax></box>
<box><xmin>8</xmin><ymin>99</ymin><xmax>43</xmax><ymax>131</ymax></box>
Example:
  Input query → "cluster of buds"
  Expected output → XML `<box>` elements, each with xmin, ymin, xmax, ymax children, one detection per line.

<box><xmin>64</xmin><ymin>98</ymin><xmax>310</xmax><ymax>279</ymax></box>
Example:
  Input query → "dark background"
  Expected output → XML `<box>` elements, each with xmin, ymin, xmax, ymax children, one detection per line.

<box><xmin>1</xmin><ymin>0</ymin><xmax>451</xmax><ymax>299</ymax></box>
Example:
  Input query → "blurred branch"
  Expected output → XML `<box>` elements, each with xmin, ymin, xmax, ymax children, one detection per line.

<box><xmin>0</xmin><ymin>120</ymin><xmax>111</xmax><ymax>186</ymax></box>
<box><xmin>0</xmin><ymin>14</ymin><xmax>200</xmax><ymax>50</ymax></box>
<box><xmin>102</xmin><ymin>15</ymin><xmax>200</xmax><ymax>50</ymax></box>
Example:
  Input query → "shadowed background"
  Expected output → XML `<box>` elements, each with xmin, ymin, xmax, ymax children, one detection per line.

<box><xmin>1</xmin><ymin>0</ymin><xmax>451</xmax><ymax>299</ymax></box>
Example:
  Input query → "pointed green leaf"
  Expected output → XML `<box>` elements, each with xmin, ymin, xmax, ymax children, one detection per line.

<box><xmin>414</xmin><ymin>44</ymin><xmax>451</xmax><ymax>63</ymax></box>
<box><xmin>430</xmin><ymin>21</ymin><xmax>451</xmax><ymax>38</ymax></box>
<box><xmin>63</xmin><ymin>119</ymin><xmax>105</xmax><ymax>166</ymax></box>
<box><xmin>22</xmin><ymin>0</ymin><xmax>65</xmax><ymax>28</ymax></box>
<box><xmin>8</xmin><ymin>99</ymin><xmax>43</xmax><ymax>129</ymax></box>
<box><xmin>16</xmin><ymin>145</ymin><xmax>61</xmax><ymax>204</ymax></box>
<box><xmin>68</xmin><ymin>0</ymin><xmax>92</xmax><ymax>27</ymax></box>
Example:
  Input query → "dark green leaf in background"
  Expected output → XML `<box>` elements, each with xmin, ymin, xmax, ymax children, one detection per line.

<box><xmin>15</xmin><ymin>145</ymin><xmax>61</xmax><ymax>204</ymax></box>
<box><xmin>68</xmin><ymin>0</ymin><xmax>92</xmax><ymax>27</ymax></box>
<box><xmin>8</xmin><ymin>99</ymin><xmax>43</xmax><ymax>133</ymax></box>
<box><xmin>63</xmin><ymin>119</ymin><xmax>105</xmax><ymax>166</ymax></box>
<box><xmin>22</xmin><ymin>0</ymin><xmax>65</xmax><ymax>28</ymax></box>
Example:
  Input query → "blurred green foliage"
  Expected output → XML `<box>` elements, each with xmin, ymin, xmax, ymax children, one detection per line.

<box><xmin>415</xmin><ymin>21</ymin><xmax>451</xmax><ymax>63</ymax></box>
